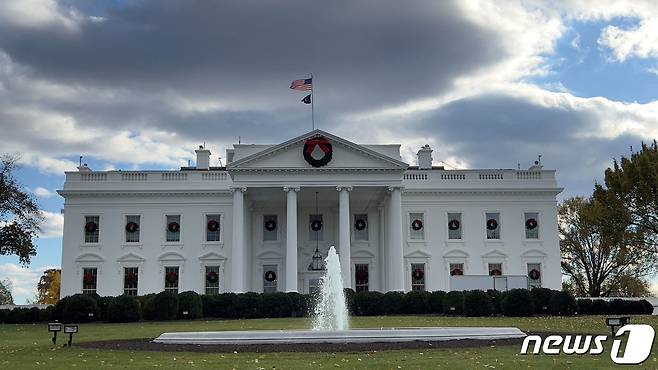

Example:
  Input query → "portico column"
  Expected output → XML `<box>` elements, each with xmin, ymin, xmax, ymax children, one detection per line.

<box><xmin>284</xmin><ymin>186</ymin><xmax>300</xmax><ymax>292</ymax></box>
<box><xmin>231</xmin><ymin>187</ymin><xmax>247</xmax><ymax>293</ymax></box>
<box><xmin>337</xmin><ymin>186</ymin><xmax>352</xmax><ymax>288</ymax></box>
<box><xmin>388</xmin><ymin>186</ymin><xmax>405</xmax><ymax>291</ymax></box>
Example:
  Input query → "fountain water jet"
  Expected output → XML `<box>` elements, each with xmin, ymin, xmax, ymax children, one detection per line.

<box><xmin>311</xmin><ymin>246</ymin><xmax>349</xmax><ymax>331</ymax></box>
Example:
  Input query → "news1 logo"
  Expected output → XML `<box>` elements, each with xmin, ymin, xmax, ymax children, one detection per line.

<box><xmin>520</xmin><ymin>324</ymin><xmax>655</xmax><ymax>364</ymax></box>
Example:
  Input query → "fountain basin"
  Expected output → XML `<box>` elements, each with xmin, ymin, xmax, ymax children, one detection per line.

<box><xmin>153</xmin><ymin>327</ymin><xmax>526</xmax><ymax>345</ymax></box>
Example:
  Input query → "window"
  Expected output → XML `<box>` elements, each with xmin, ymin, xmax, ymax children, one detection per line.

<box><xmin>166</xmin><ymin>215</ymin><xmax>181</xmax><ymax>242</ymax></box>
<box><xmin>205</xmin><ymin>265</ymin><xmax>220</xmax><ymax>295</ymax></box>
<box><xmin>309</xmin><ymin>278</ymin><xmax>321</xmax><ymax>295</ymax></box>
<box><xmin>309</xmin><ymin>214</ymin><xmax>323</xmax><ymax>241</ymax></box>
<box><xmin>485</xmin><ymin>212</ymin><xmax>500</xmax><ymax>240</ymax></box>
<box><xmin>164</xmin><ymin>266</ymin><xmax>179</xmax><ymax>294</ymax></box>
<box><xmin>449</xmin><ymin>263</ymin><xmax>464</xmax><ymax>276</ymax></box>
<box><xmin>411</xmin><ymin>263</ymin><xmax>425</xmax><ymax>291</ymax></box>
<box><xmin>84</xmin><ymin>216</ymin><xmax>100</xmax><ymax>243</ymax></box>
<box><xmin>123</xmin><ymin>267</ymin><xmax>138</xmax><ymax>296</ymax></box>
<box><xmin>355</xmin><ymin>264</ymin><xmax>369</xmax><ymax>292</ymax></box>
<box><xmin>447</xmin><ymin>213</ymin><xmax>462</xmax><ymax>240</ymax></box>
<box><xmin>82</xmin><ymin>267</ymin><xmax>97</xmax><ymax>295</ymax></box>
<box><xmin>263</xmin><ymin>214</ymin><xmax>278</xmax><ymax>241</ymax></box>
<box><xmin>409</xmin><ymin>213</ymin><xmax>425</xmax><ymax>240</ymax></box>
<box><xmin>125</xmin><ymin>215</ymin><xmax>140</xmax><ymax>243</ymax></box>
<box><xmin>527</xmin><ymin>263</ymin><xmax>542</xmax><ymax>289</ymax></box>
<box><xmin>353</xmin><ymin>214</ymin><xmax>368</xmax><ymax>241</ymax></box>
<box><xmin>524</xmin><ymin>212</ymin><xmax>539</xmax><ymax>239</ymax></box>
<box><xmin>263</xmin><ymin>264</ymin><xmax>278</xmax><ymax>293</ymax></box>
<box><xmin>488</xmin><ymin>263</ymin><xmax>503</xmax><ymax>276</ymax></box>
<box><xmin>206</xmin><ymin>214</ymin><xmax>221</xmax><ymax>242</ymax></box>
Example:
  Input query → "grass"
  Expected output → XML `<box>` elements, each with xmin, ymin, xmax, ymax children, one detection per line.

<box><xmin>1</xmin><ymin>315</ymin><xmax>656</xmax><ymax>369</ymax></box>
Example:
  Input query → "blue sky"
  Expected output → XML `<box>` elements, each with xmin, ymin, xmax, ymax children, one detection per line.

<box><xmin>1</xmin><ymin>1</ymin><xmax>657</xmax><ymax>303</ymax></box>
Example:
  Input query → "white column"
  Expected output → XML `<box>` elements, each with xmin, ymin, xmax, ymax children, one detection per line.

<box><xmin>388</xmin><ymin>186</ymin><xmax>405</xmax><ymax>291</ymax></box>
<box><xmin>284</xmin><ymin>186</ymin><xmax>300</xmax><ymax>292</ymax></box>
<box><xmin>231</xmin><ymin>187</ymin><xmax>246</xmax><ymax>293</ymax></box>
<box><xmin>337</xmin><ymin>186</ymin><xmax>352</xmax><ymax>288</ymax></box>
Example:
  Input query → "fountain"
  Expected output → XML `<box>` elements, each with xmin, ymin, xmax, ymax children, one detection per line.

<box><xmin>153</xmin><ymin>246</ymin><xmax>526</xmax><ymax>346</ymax></box>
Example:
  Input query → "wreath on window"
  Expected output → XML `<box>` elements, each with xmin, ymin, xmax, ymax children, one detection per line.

<box><xmin>354</xmin><ymin>219</ymin><xmax>367</xmax><ymax>231</ymax></box>
<box><xmin>206</xmin><ymin>271</ymin><xmax>219</xmax><ymax>284</ymax></box>
<box><xmin>490</xmin><ymin>269</ymin><xmax>502</xmax><ymax>276</ymax></box>
<box><xmin>528</xmin><ymin>269</ymin><xmax>541</xmax><ymax>280</ymax></box>
<box><xmin>311</xmin><ymin>219</ymin><xmax>323</xmax><ymax>231</ymax></box>
<box><xmin>450</xmin><ymin>268</ymin><xmax>463</xmax><ymax>276</ymax></box>
<box><xmin>125</xmin><ymin>272</ymin><xmax>137</xmax><ymax>284</ymax></box>
<box><xmin>167</xmin><ymin>222</ymin><xmax>180</xmax><ymax>233</ymax></box>
<box><xmin>264</xmin><ymin>270</ymin><xmax>277</xmax><ymax>282</ymax></box>
<box><xmin>207</xmin><ymin>219</ymin><xmax>220</xmax><ymax>232</ymax></box>
<box><xmin>412</xmin><ymin>268</ymin><xmax>424</xmax><ymax>280</ymax></box>
<box><xmin>448</xmin><ymin>219</ymin><xmax>460</xmax><ymax>231</ymax></box>
<box><xmin>84</xmin><ymin>221</ymin><xmax>98</xmax><ymax>233</ymax></box>
<box><xmin>525</xmin><ymin>218</ymin><xmax>538</xmax><ymax>230</ymax></box>
<box><xmin>83</xmin><ymin>273</ymin><xmax>95</xmax><ymax>284</ymax></box>
<box><xmin>165</xmin><ymin>271</ymin><xmax>178</xmax><ymax>284</ymax></box>
<box><xmin>303</xmin><ymin>136</ymin><xmax>333</xmax><ymax>167</ymax></box>
<box><xmin>355</xmin><ymin>269</ymin><xmax>368</xmax><ymax>281</ymax></box>
<box><xmin>125</xmin><ymin>221</ymin><xmax>139</xmax><ymax>233</ymax></box>
<box><xmin>264</xmin><ymin>219</ymin><xmax>277</xmax><ymax>231</ymax></box>
<box><xmin>411</xmin><ymin>219</ymin><xmax>423</xmax><ymax>231</ymax></box>
<box><xmin>486</xmin><ymin>219</ymin><xmax>498</xmax><ymax>230</ymax></box>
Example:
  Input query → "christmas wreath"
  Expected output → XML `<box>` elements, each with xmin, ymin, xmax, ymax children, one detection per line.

<box><xmin>525</xmin><ymin>218</ymin><xmax>538</xmax><ymax>230</ymax></box>
<box><xmin>489</xmin><ymin>269</ymin><xmax>502</xmax><ymax>276</ymax></box>
<box><xmin>207</xmin><ymin>219</ymin><xmax>220</xmax><ymax>232</ymax></box>
<box><xmin>354</xmin><ymin>218</ymin><xmax>367</xmax><ymax>231</ymax></box>
<box><xmin>486</xmin><ymin>219</ymin><xmax>498</xmax><ymax>230</ymax></box>
<box><xmin>125</xmin><ymin>221</ymin><xmax>139</xmax><ymax>233</ymax></box>
<box><xmin>165</xmin><ymin>271</ymin><xmax>178</xmax><ymax>284</ymax></box>
<box><xmin>448</xmin><ymin>219</ymin><xmax>460</xmax><ymax>231</ymax></box>
<box><xmin>412</xmin><ymin>268</ymin><xmax>424</xmax><ymax>280</ymax></box>
<box><xmin>84</xmin><ymin>221</ymin><xmax>98</xmax><ymax>233</ymax></box>
<box><xmin>167</xmin><ymin>222</ymin><xmax>180</xmax><ymax>233</ymax></box>
<box><xmin>206</xmin><ymin>271</ymin><xmax>219</xmax><ymax>284</ymax></box>
<box><xmin>311</xmin><ymin>219</ymin><xmax>323</xmax><ymax>231</ymax></box>
<box><xmin>450</xmin><ymin>268</ymin><xmax>463</xmax><ymax>276</ymax></box>
<box><xmin>411</xmin><ymin>219</ymin><xmax>423</xmax><ymax>231</ymax></box>
<box><xmin>355</xmin><ymin>269</ymin><xmax>368</xmax><ymax>281</ymax></box>
<box><xmin>83</xmin><ymin>273</ymin><xmax>95</xmax><ymax>284</ymax></box>
<box><xmin>528</xmin><ymin>269</ymin><xmax>541</xmax><ymax>280</ymax></box>
<box><xmin>303</xmin><ymin>136</ymin><xmax>333</xmax><ymax>167</ymax></box>
<box><xmin>264</xmin><ymin>270</ymin><xmax>277</xmax><ymax>282</ymax></box>
<box><xmin>264</xmin><ymin>219</ymin><xmax>277</xmax><ymax>231</ymax></box>
<box><xmin>125</xmin><ymin>271</ymin><xmax>137</xmax><ymax>284</ymax></box>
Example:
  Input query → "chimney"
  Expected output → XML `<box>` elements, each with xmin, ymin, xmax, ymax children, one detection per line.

<box><xmin>195</xmin><ymin>145</ymin><xmax>211</xmax><ymax>170</ymax></box>
<box><xmin>417</xmin><ymin>144</ymin><xmax>433</xmax><ymax>170</ymax></box>
<box><xmin>528</xmin><ymin>155</ymin><xmax>543</xmax><ymax>171</ymax></box>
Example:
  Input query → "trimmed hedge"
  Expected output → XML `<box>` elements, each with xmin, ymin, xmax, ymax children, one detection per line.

<box><xmin>381</xmin><ymin>292</ymin><xmax>404</xmax><ymax>315</ymax></box>
<box><xmin>402</xmin><ymin>291</ymin><xmax>431</xmax><ymax>314</ymax></box>
<box><xmin>464</xmin><ymin>290</ymin><xmax>492</xmax><ymax>317</ymax></box>
<box><xmin>502</xmin><ymin>289</ymin><xmax>534</xmax><ymax>317</ymax></box>
<box><xmin>178</xmin><ymin>291</ymin><xmax>203</xmax><ymax>319</ymax></box>
<box><xmin>107</xmin><ymin>295</ymin><xmax>140</xmax><ymax>323</ymax></box>
<box><xmin>591</xmin><ymin>299</ymin><xmax>609</xmax><ymax>314</ymax></box>
<box><xmin>530</xmin><ymin>288</ymin><xmax>553</xmax><ymax>315</ymax></box>
<box><xmin>442</xmin><ymin>291</ymin><xmax>464</xmax><ymax>315</ymax></box>
<box><xmin>62</xmin><ymin>294</ymin><xmax>99</xmax><ymax>323</ymax></box>
<box><xmin>428</xmin><ymin>291</ymin><xmax>446</xmax><ymax>314</ymax></box>
<box><xmin>148</xmin><ymin>292</ymin><xmax>178</xmax><ymax>321</ymax></box>
<box><xmin>261</xmin><ymin>292</ymin><xmax>293</xmax><ymax>318</ymax></box>
<box><xmin>354</xmin><ymin>291</ymin><xmax>384</xmax><ymax>316</ymax></box>
<box><xmin>550</xmin><ymin>291</ymin><xmax>577</xmax><ymax>316</ymax></box>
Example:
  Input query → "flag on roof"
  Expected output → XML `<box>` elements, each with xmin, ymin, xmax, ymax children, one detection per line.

<box><xmin>290</xmin><ymin>78</ymin><xmax>312</xmax><ymax>91</ymax></box>
<box><xmin>302</xmin><ymin>94</ymin><xmax>312</xmax><ymax>104</ymax></box>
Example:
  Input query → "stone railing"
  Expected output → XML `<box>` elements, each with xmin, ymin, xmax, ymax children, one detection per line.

<box><xmin>402</xmin><ymin>169</ymin><xmax>557</xmax><ymax>189</ymax></box>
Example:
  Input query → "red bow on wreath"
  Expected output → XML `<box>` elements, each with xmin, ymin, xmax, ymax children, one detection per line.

<box><xmin>206</xmin><ymin>271</ymin><xmax>219</xmax><ymax>284</ymax></box>
<box><xmin>304</xmin><ymin>138</ymin><xmax>331</xmax><ymax>156</ymax></box>
<box><xmin>165</xmin><ymin>271</ymin><xmax>178</xmax><ymax>284</ymax></box>
<box><xmin>412</xmin><ymin>268</ymin><xmax>424</xmax><ymax>280</ymax></box>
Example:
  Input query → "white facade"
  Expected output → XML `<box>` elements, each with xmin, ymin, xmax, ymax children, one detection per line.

<box><xmin>58</xmin><ymin>130</ymin><xmax>563</xmax><ymax>297</ymax></box>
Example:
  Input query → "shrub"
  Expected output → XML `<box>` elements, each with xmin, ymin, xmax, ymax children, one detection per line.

<box><xmin>26</xmin><ymin>307</ymin><xmax>42</xmax><ymax>322</ymax></box>
<box><xmin>5</xmin><ymin>308</ymin><xmax>26</xmax><ymax>324</ymax></box>
<box><xmin>287</xmin><ymin>292</ymin><xmax>306</xmax><ymax>317</ymax></box>
<box><xmin>352</xmin><ymin>291</ymin><xmax>383</xmax><ymax>316</ymax></box>
<box><xmin>609</xmin><ymin>299</ymin><xmax>626</xmax><ymax>315</ymax></box>
<box><xmin>202</xmin><ymin>293</ymin><xmax>237</xmax><ymax>318</ymax></box>
<box><xmin>95</xmin><ymin>296</ymin><xmax>115</xmax><ymax>321</ymax></box>
<box><xmin>381</xmin><ymin>291</ymin><xmax>404</xmax><ymax>315</ymax></box>
<box><xmin>591</xmin><ymin>299</ymin><xmax>609</xmax><ymax>314</ymax></box>
<box><xmin>343</xmin><ymin>288</ymin><xmax>356</xmax><ymax>315</ymax></box>
<box><xmin>178</xmin><ymin>291</ymin><xmax>203</xmax><ymax>319</ymax></box>
<box><xmin>402</xmin><ymin>291</ymin><xmax>431</xmax><ymax>314</ymax></box>
<box><xmin>442</xmin><ymin>291</ymin><xmax>464</xmax><ymax>315</ymax></box>
<box><xmin>502</xmin><ymin>289</ymin><xmax>533</xmax><ymax>317</ymax></box>
<box><xmin>640</xmin><ymin>299</ymin><xmax>654</xmax><ymax>315</ymax></box>
<box><xmin>40</xmin><ymin>305</ymin><xmax>54</xmax><ymax>322</ymax></box>
<box><xmin>626</xmin><ymin>300</ymin><xmax>647</xmax><ymax>315</ymax></box>
<box><xmin>107</xmin><ymin>295</ymin><xmax>140</xmax><ymax>323</ymax></box>
<box><xmin>464</xmin><ymin>290</ymin><xmax>492</xmax><ymax>317</ymax></box>
<box><xmin>51</xmin><ymin>296</ymin><xmax>71</xmax><ymax>322</ymax></box>
<box><xmin>261</xmin><ymin>292</ymin><xmax>293</xmax><ymax>318</ymax></box>
<box><xmin>0</xmin><ymin>309</ymin><xmax>7</xmax><ymax>323</ymax></box>
<box><xmin>577</xmin><ymin>298</ymin><xmax>593</xmax><ymax>315</ymax></box>
<box><xmin>486</xmin><ymin>290</ymin><xmax>504</xmax><ymax>315</ymax></box>
<box><xmin>150</xmin><ymin>292</ymin><xmax>178</xmax><ymax>321</ymax></box>
<box><xmin>138</xmin><ymin>294</ymin><xmax>157</xmax><ymax>320</ymax></box>
<box><xmin>549</xmin><ymin>291</ymin><xmax>577</xmax><ymax>316</ymax></box>
<box><xmin>62</xmin><ymin>294</ymin><xmax>100</xmax><ymax>323</ymax></box>
<box><xmin>530</xmin><ymin>288</ymin><xmax>553</xmax><ymax>315</ymax></box>
<box><xmin>428</xmin><ymin>291</ymin><xmax>446</xmax><ymax>314</ymax></box>
<box><xmin>234</xmin><ymin>292</ymin><xmax>263</xmax><ymax>319</ymax></box>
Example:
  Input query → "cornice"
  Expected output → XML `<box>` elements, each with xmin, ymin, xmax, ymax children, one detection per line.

<box><xmin>58</xmin><ymin>190</ymin><xmax>232</xmax><ymax>198</ymax></box>
<box><xmin>402</xmin><ymin>188</ymin><xmax>563</xmax><ymax>196</ymax></box>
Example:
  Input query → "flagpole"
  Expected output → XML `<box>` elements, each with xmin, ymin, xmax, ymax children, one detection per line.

<box><xmin>310</xmin><ymin>73</ymin><xmax>315</xmax><ymax>130</ymax></box>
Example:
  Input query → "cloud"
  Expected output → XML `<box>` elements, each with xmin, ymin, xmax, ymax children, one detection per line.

<box><xmin>33</xmin><ymin>187</ymin><xmax>55</xmax><ymax>198</ymax></box>
<box><xmin>40</xmin><ymin>210</ymin><xmax>63</xmax><ymax>238</ymax></box>
<box><xmin>0</xmin><ymin>263</ymin><xmax>59</xmax><ymax>304</ymax></box>
<box><xmin>598</xmin><ymin>18</ymin><xmax>658</xmax><ymax>62</ymax></box>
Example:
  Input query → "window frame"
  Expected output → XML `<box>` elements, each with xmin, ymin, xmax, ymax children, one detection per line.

<box><xmin>408</xmin><ymin>212</ymin><xmax>426</xmax><ymax>241</ymax></box>
<box><xmin>164</xmin><ymin>214</ymin><xmax>183</xmax><ymax>244</ymax></box>
<box><xmin>523</xmin><ymin>211</ymin><xmax>540</xmax><ymax>240</ymax></box>
<box><xmin>527</xmin><ymin>262</ymin><xmax>542</xmax><ymax>289</ymax></box>
<box><xmin>82</xmin><ymin>215</ymin><xmax>101</xmax><ymax>245</ymax></box>
<box><xmin>164</xmin><ymin>265</ymin><xmax>180</xmax><ymax>294</ymax></box>
<box><xmin>353</xmin><ymin>214</ymin><xmax>369</xmax><ymax>241</ymax></box>
<box><xmin>410</xmin><ymin>262</ymin><xmax>426</xmax><ymax>291</ymax></box>
<box><xmin>262</xmin><ymin>263</ymin><xmax>279</xmax><ymax>293</ymax></box>
<box><xmin>446</xmin><ymin>211</ymin><xmax>463</xmax><ymax>240</ymax></box>
<box><xmin>262</xmin><ymin>214</ymin><xmax>279</xmax><ymax>242</ymax></box>
<box><xmin>123</xmin><ymin>266</ymin><xmax>139</xmax><ymax>296</ymax></box>
<box><xmin>81</xmin><ymin>267</ymin><xmax>98</xmax><ymax>295</ymax></box>
<box><xmin>123</xmin><ymin>214</ymin><xmax>142</xmax><ymax>244</ymax></box>
<box><xmin>204</xmin><ymin>213</ymin><xmax>223</xmax><ymax>243</ymax></box>
<box><xmin>204</xmin><ymin>265</ymin><xmax>221</xmax><ymax>295</ymax></box>
<box><xmin>354</xmin><ymin>263</ymin><xmax>369</xmax><ymax>292</ymax></box>
<box><xmin>484</xmin><ymin>211</ymin><xmax>501</xmax><ymax>240</ymax></box>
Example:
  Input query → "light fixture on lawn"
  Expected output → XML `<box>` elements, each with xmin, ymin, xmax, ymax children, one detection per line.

<box><xmin>606</xmin><ymin>316</ymin><xmax>630</xmax><ymax>335</ymax></box>
<box><xmin>63</xmin><ymin>325</ymin><xmax>79</xmax><ymax>347</ymax></box>
<box><xmin>310</xmin><ymin>191</ymin><xmax>324</xmax><ymax>271</ymax></box>
<box><xmin>47</xmin><ymin>322</ymin><xmax>62</xmax><ymax>345</ymax></box>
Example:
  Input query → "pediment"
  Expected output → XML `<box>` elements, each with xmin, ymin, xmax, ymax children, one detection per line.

<box><xmin>117</xmin><ymin>252</ymin><xmax>146</xmax><ymax>262</ymax></box>
<box><xmin>352</xmin><ymin>249</ymin><xmax>376</xmax><ymax>258</ymax></box>
<box><xmin>443</xmin><ymin>249</ymin><xmax>470</xmax><ymax>258</ymax></box>
<box><xmin>227</xmin><ymin>130</ymin><xmax>408</xmax><ymax>171</ymax></box>
<box><xmin>405</xmin><ymin>248</ymin><xmax>432</xmax><ymax>258</ymax></box>
<box><xmin>255</xmin><ymin>250</ymin><xmax>282</xmax><ymax>259</ymax></box>
<box><xmin>198</xmin><ymin>251</ymin><xmax>227</xmax><ymax>261</ymax></box>
<box><xmin>482</xmin><ymin>249</ymin><xmax>508</xmax><ymax>259</ymax></box>
<box><xmin>158</xmin><ymin>251</ymin><xmax>186</xmax><ymax>262</ymax></box>
<box><xmin>521</xmin><ymin>249</ymin><xmax>547</xmax><ymax>258</ymax></box>
<box><xmin>75</xmin><ymin>253</ymin><xmax>104</xmax><ymax>263</ymax></box>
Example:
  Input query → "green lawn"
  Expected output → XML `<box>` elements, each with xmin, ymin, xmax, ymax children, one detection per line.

<box><xmin>1</xmin><ymin>315</ymin><xmax>656</xmax><ymax>369</ymax></box>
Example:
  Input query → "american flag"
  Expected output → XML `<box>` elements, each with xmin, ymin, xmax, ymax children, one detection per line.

<box><xmin>290</xmin><ymin>78</ymin><xmax>312</xmax><ymax>91</ymax></box>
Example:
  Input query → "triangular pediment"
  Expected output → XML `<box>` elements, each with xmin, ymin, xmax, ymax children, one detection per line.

<box><xmin>198</xmin><ymin>251</ymin><xmax>227</xmax><ymax>261</ymax></box>
<box><xmin>117</xmin><ymin>252</ymin><xmax>145</xmax><ymax>262</ymax></box>
<box><xmin>521</xmin><ymin>249</ymin><xmax>547</xmax><ymax>258</ymax></box>
<box><xmin>405</xmin><ymin>248</ymin><xmax>432</xmax><ymax>258</ymax></box>
<box><xmin>227</xmin><ymin>130</ymin><xmax>408</xmax><ymax>171</ymax></box>
<box><xmin>482</xmin><ymin>249</ymin><xmax>508</xmax><ymax>259</ymax></box>
<box><xmin>158</xmin><ymin>251</ymin><xmax>186</xmax><ymax>262</ymax></box>
<box><xmin>75</xmin><ymin>253</ymin><xmax>105</xmax><ymax>263</ymax></box>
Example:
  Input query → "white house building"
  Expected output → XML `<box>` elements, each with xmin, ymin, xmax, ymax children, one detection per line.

<box><xmin>58</xmin><ymin>129</ymin><xmax>563</xmax><ymax>298</ymax></box>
